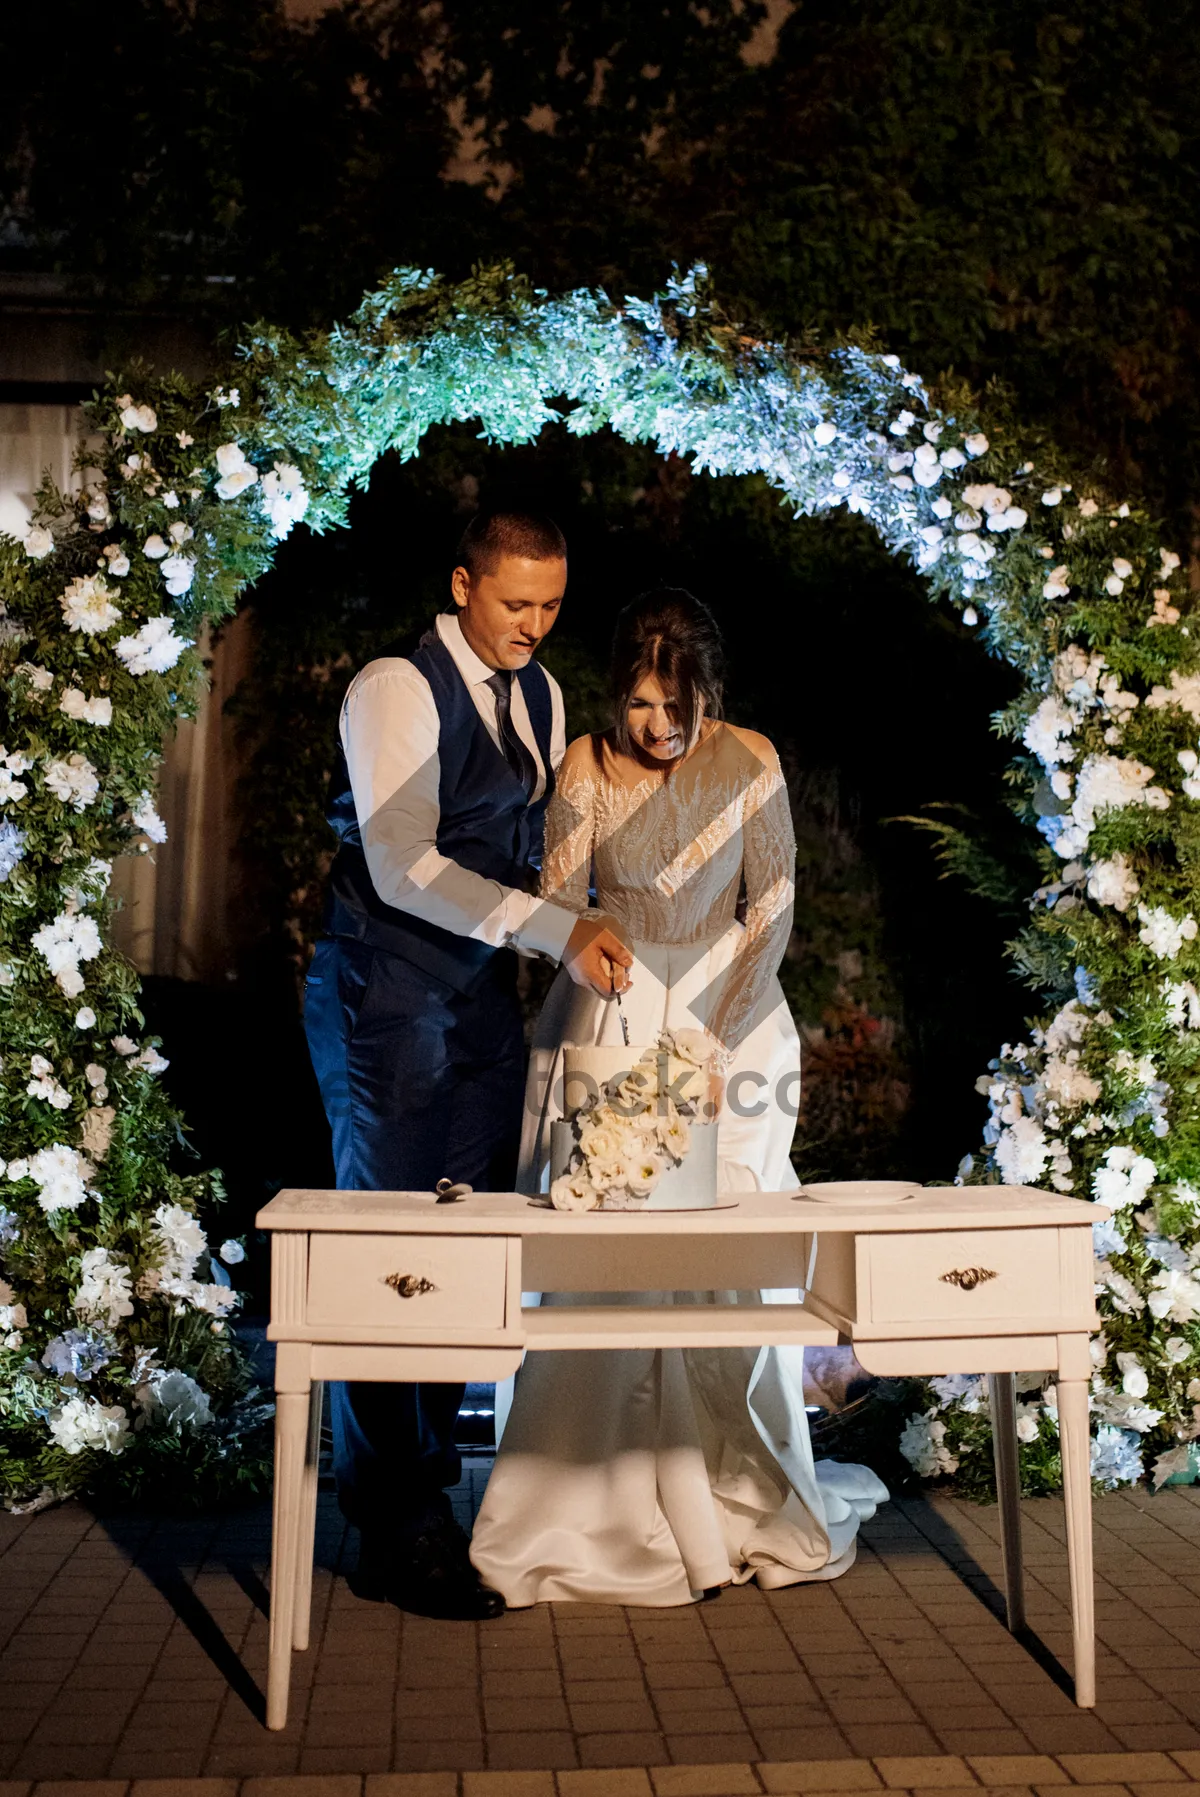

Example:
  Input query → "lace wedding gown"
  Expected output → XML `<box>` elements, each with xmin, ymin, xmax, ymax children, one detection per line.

<box><xmin>470</xmin><ymin>726</ymin><xmax>886</xmax><ymax>1606</ymax></box>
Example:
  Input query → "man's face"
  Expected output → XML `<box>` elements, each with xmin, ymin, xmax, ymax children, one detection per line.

<box><xmin>451</xmin><ymin>554</ymin><xmax>567</xmax><ymax>671</ymax></box>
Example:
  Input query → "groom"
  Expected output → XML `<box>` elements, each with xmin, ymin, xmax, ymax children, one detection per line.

<box><xmin>304</xmin><ymin>508</ymin><xmax>632</xmax><ymax>1620</ymax></box>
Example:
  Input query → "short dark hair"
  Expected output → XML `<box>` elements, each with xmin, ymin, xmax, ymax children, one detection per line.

<box><xmin>455</xmin><ymin>509</ymin><xmax>567</xmax><ymax>580</ymax></box>
<box><xmin>610</xmin><ymin>587</ymin><xmax>725</xmax><ymax>758</ymax></box>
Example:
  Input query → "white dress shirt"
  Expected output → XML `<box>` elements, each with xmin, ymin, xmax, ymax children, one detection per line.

<box><xmin>339</xmin><ymin>611</ymin><xmax>576</xmax><ymax>961</ymax></box>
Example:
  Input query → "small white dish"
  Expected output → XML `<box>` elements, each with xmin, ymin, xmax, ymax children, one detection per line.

<box><xmin>793</xmin><ymin>1180</ymin><xmax>924</xmax><ymax>1206</ymax></box>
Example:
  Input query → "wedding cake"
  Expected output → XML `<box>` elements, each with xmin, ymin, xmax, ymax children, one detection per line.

<box><xmin>548</xmin><ymin>1032</ymin><xmax>719</xmax><ymax>1212</ymax></box>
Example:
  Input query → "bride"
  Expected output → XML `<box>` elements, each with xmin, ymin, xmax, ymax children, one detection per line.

<box><xmin>470</xmin><ymin>588</ymin><xmax>886</xmax><ymax>1606</ymax></box>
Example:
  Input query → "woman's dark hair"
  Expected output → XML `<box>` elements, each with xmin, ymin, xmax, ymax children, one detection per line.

<box><xmin>609</xmin><ymin>587</ymin><xmax>725</xmax><ymax>759</ymax></box>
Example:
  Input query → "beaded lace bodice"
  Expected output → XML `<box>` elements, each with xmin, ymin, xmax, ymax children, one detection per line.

<box><xmin>541</xmin><ymin>724</ymin><xmax>796</xmax><ymax>1061</ymax></box>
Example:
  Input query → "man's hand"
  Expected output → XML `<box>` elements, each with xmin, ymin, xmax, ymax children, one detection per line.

<box><xmin>564</xmin><ymin>913</ymin><xmax>634</xmax><ymax>995</ymax></box>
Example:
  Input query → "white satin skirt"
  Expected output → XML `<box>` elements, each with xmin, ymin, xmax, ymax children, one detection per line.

<box><xmin>469</xmin><ymin>930</ymin><xmax>888</xmax><ymax>1607</ymax></box>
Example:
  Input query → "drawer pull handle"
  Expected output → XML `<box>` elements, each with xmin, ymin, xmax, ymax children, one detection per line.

<box><xmin>940</xmin><ymin>1266</ymin><xmax>998</xmax><ymax>1291</ymax></box>
<box><xmin>385</xmin><ymin>1273</ymin><xmax>438</xmax><ymax>1299</ymax></box>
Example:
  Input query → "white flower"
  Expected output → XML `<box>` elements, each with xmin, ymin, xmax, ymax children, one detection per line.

<box><xmin>963</xmin><ymin>433</ymin><xmax>989</xmax><ymax>456</ymax></box>
<box><xmin>1161</xmin><ymin>980</ymin><xmax>1200</xmax><ymax>1030</ymax></box>
<box><xmin>160</xmin><ymin>553</ymin><xmax>196</xmax><ymax>597</ymax></box>
<box><xmin>0</xmin><ymin>765</ymin><xmax>28</xmax><ymax>805</ymax></box>
<box><xmin>27</xmin><ymin>1062</ymin><xmax>71</xmax><ymax>1109</ymax></box>
<box><xmin>1015</xmin><ymin>1409</ymin><xmax>1040</xmax><ymax>1444</ymax></box>
<box><xmin>1146</xmin><ymin>670</ymin><xmax>1200</xmax><ymax>724</ymax></box>
<box><xmin>112</xmin><ymin>1035</ymin><xmax>138</xmax><ymax>1055</ymax></box>
<box><xmin>177</xmin><ymin>430</ymin><xmax>194</xmax><ymax>446</ymax></box>
<box><xmin>213</xmin><ymin>386</ymin><xmax>240</xmax><ymax>408</ymax></box>
<box><xmin>994</xmin><ymin>1114</ymin><xmax>1049</xmax><ymax>1185</ymax></box>
<box><xmin>133</xmin><ymin>1045</ymin><xmax>169</xmax><ymax>1075</ymax></box>
<box><xmin>74</xmin><ymin>1247</ymin><xmax>134</xmax><ymax>1326</ymax></box>
<box><xmin>930</xmin><ymin>496</ymin><xmax>953</xmax><ymax>520</ymax></box>
<box><xmin>131</xmin><ymin>793</ymin><xmax>167</xmax><ymax>843</ymax></box>
<box><xmin>1043</xmin><ymin>1056</ymin><xmax>1101</xmax><ymax>1109</ymax></box>
<box><xmin>899</xmin><ymin>1409</ymin><xmax>958</xmax><ymax>1477</ymax></box>
<box><xmin>60</xmin><ymin>575</ymin><xmax>121</xmax><ymax>637</ymax></box>
<box><xmin>550</xmin><ymin>1172</ymin><xmax>598</xmax><ymax>1212</ymax></box>
<box><xmin>1042</xmin><ymin>565</ymin><xmax>1071</xmax><ymax>600</ymax></box>
<box><xmin>23</xmin><ymin>526</ymin><xmax>54</xmax><ymax>559</ymax></box>
<box><xmin>115</xmin><ymin>615</ymin><xmax>187</xmax><ymax>676</ymax></box>
<box><xmin>75</xmin><ymin>1006</ymin><xmax>96</xmax><ymax>1030</ymax></box>
<box><xmin>1086</xmin><ymin>854</ymin><xmax>1139</xmax><ymax>912</ymax></box>
<box><xmin>962</xmin><ymin>606</ymin><xmax>978</xmax><ymax>626</ymax></box>
<box><xmin>889</xmin><ymin>410</ymin><xmax>915</xmax><ymax>435</ymax></box>
<box><xmin>1047</xmin><ymin>754</ymin><xmax>1171</xmax><ymax>860</ymax></box>
<box><xmin>47</xmin><ymin>1395</ymin><xmax>130</xmax><ymax>1456</ymax></box>
<box><xmin>939</xmin><ymin>446</ymin><xmax>966</xmax><ymax>470</ymax></box>
<box><xmin>103</xmin><ymin>547</ymin><xmax>131</xmax><ymax>577</ymax></box>
<box><xmin>1164</xmin><ymin>1337</ymin><xmax>1192</xmax><ymax>1365</ymax></box>
<box><xmin>1092</xmin><ymin>1145</ymin><xmax>1156</xmax><ymax>1211</ymax></box>
<box><xmin>23</xmin><ymin>1143</ymin><xmax>95</xmax><ymax>1214</ymax></box>
<box><xmin>1079</xmin><ymin>497</ymin><xmax>1099</xmax><ymax>518</ymax></box>
<box><xmin>18</xmin><ymin>662</ymin><xmax>54</xmax><ymax>692</ymax></box>
<box><xmin>1137</xmin><ymin>903</ymin><xmax>1198</xmax><ymax>960</ymax></box>
<box><xmin>119</xmin><ymin>403</ymin><xmax>157</xmax><ymax>433</ymax></box>
<box><xmin>59</xmin><ymin>688</ymin><xmax>113</xmax><ymax>727</ymax></box>
<box><xmin>214</xmin><ymin>442</ymin><xmax>259</xmax><ymax>500</ymax></box>
<box><xmin>162</xmin><ymin>491</ymin><xmax>178</xmax><ymax>509</ymax></box>
<box><xmin>813</xmin><ymin>421</ymin><xmax>837</xmax><ymax>446</ymax></box>
<box><xmin>219</xmin><ymin>1239</ymin><xmax>246</xmax><ymax>1265</ymax></box>
<box><xmin>578</xmin><ymin>1114</ymin><xmax>627</xmax><ymax>1164</ymax></box>
<box><xmin>31</xmin><ymin>910</ymin><xmax>102</xmax><ymax>988</ymax></box>
<box><xmin>142</xmin><ymin>534</ymin><xmax>168</xmax><ymax>560</ymax></box>
<box><xmin>1116</xmin><ymin>1351</ymin><xmax>1149</xmax><ymax>1398</ymax></box>
<box><xmin>658</xmin><ymin>1113</ymin><xmax>692</xmax><ymax>1162</ymax></box>
<box><xmin>1023</xmin><ymin>695</ymin><xmax>1075</xmax><ymax>767</ymax></box>
<box><xmin>1147</xmin><ymin>1267</ymin><xmax>1200</xmax><ymax>1325</ymax></box>
<box><xmin>137</xmin><ymin>1368</ymin><xmax>212</xmax><ymax>1431</ymax></box>
<box><xmin>44</xmin><ymin>753</ymin><xmax>100</xmax><ymax>812</ymax></box>
<box><xmin>1105</xmin><ymin>574</ymin><xmax>1125</xmax><ymax>595</ymax></box>
<box><xmin>1112</xmin><ymin>557</ymin><xmax>1133</xmax><ymax>579</ymax></box>
<box><xmin>1041</xmin><ymin>488</ymin><xmax>1063</xmax><ymax>506</ymax></box>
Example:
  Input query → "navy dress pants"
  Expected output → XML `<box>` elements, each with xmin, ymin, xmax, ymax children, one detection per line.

<box><xmin>303</xmin><ymin>935</ymin><xmax>525</xmax><ymax>1545</ymax></box>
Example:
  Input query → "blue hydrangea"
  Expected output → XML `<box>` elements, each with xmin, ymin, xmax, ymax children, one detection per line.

<box><xmin>0</xmin><ymin>1207</ymin><xmax>18</xmax><ymax>1249</ymax></box>
<box><xmin>0</xmin><ymin>819</ymin><xmax>26</xmax><ymax>883</ymax></box>
<box><xmin>1090</xmin><ymin>1424</ymin><xmax>1144</xmax><ymax>1488</ymax></box>
<box><xmin>41</xmin><ymin>1328</ymin><xmax>111</xmax><ymax>1382</ymax></box>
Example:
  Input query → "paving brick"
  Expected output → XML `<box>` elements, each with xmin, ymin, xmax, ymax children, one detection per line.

<box><xmin>557</xmin><ymin>1772</ymin><xmax>655</xmax><ymax>1797</ymax></box>
<box><xmin>577</xmin><ymin>1739</ymin><xmax>669</xmax><ymax>1771</ymax></box>
<box><xmin>650</xmin><ymin>1767</ymin><xmax>761</xmax><ymax>1795</ymax></box>
<box><xmin>129</xmin><ymin>1784</ymin><xmax>240</xmax><ymax>1797</ymax></box>
<box><xmin>757</xmin><ymin>1761</ymin><xmax>880</xmax><ymax>1791</ymax></box>
<box><xmin>873</xmin><ymin>1758</ymin><xmax>975</xmax><ymax>1789</ymax></box>
<box><xmin>1058</xmin><ymin>1757</ymin><xmax>1188</xmax><ymax>1784</ymax></box>
<box><xmin>463</xmin><ymin>1772</ymin><xmax>557</xmax><ymax>1795</ymax></box>
<box><xmin>364</xmin><ymin>1777</ymin><xmax>458</xmax><ymax>1797</ymax></box>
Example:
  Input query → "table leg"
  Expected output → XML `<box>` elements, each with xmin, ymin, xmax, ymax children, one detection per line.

<box><xmin>988</xmin><ymin>1372</ymin><xmax>1026</xmax><ymax>1634</ymax></box>
<box><xmin>292</xmin><ymin>1379</ymin><xmax>324</xmax><ymax>1653</ymax></box>
<box><xmin>1057</xmin><ymin>1370</ymin><xmax>1095</xmax><ymax>1706</ymax></box>
<box><xmin>266</xmin><ymin>1388</ymin><xmax>308</xmax><ymax>1730</ymax></box>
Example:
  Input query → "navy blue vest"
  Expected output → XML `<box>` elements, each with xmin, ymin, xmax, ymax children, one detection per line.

<box><xmin>323</xmin><ymin>626</ymin><xmax>555</xmax><ymax>994</ymax></box>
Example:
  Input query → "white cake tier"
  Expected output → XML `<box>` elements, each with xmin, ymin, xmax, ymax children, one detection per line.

<box><xmin>549</xmin><ymin>1116</ymin><xmax>718</xmax><ymax>1211</ymax></box>
<box><xmin>561</xmin><ymin>1045</ymin><xmax>708</xmax><ymax>1118</ymax></box>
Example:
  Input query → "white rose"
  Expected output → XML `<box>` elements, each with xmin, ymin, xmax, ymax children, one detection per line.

<box><xmin>120</xmin><ymin>403</ymin><xmax>157</xmax><ymax>433</ymax></box>
<box><xmin>160</xmin><ymin>553</ymin><xmax>195</xmax><ymax>598</ymax></box>
<box><xmin>219</xmin><ymin>1239</ymin><xmax>246</xmax><ymax>1265</ymax></box>
<box><xmin>23</xmin><ymin>526</ymin><xmax>54</xmax><ymax>559</ymax></box>
<box><xmin>813</xmin><ymin>421</ymin><xmax>837</xmax><ymax>446</ymax></box>
<box><xmin>143</xmin><ymin>535</ymin><xmax>168</xmax><ymax>560</ymax></box>
<box><xmin>963</xmin><ymin>432</ymin><xmax>989</xmax><ymax>456</ymax></box>
<box><xmin>550</xmin><ymin>1173</ymin><xmax>598</xmax><ymax>1213</ymax></box>
<box><xmin>75</xmin><ymin>1007</ymin><xmax>96</xmax><ymax>1030</ymax></box>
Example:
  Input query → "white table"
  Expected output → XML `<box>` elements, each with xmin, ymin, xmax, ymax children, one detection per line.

<box><xmin>256</xmin><ymin>1184</ymin><xmax>1101</xmax><ymax>1729</ymax></box>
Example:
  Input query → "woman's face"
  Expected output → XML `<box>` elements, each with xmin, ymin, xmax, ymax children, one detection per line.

<box><xmin>625</xmin><ymin>673</ymin><xmax>696</xmax><ymax>761</ymax></box>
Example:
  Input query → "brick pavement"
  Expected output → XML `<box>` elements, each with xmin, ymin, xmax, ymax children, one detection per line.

<box><xmin>1</xmin><ymin>1470</ymin><xmax>1199</xmax><ymax>1784</ymax></box>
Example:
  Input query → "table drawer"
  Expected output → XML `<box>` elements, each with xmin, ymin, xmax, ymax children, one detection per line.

<box><xmin>864</xmin><ymin>1228</ymin><xmax>1064</xmax><ymax>1326</ymax></box>
<box><xmin>306</xmin><ymin>1234</ymin><xmax>508</xmax><ymax>1331</ymax></box>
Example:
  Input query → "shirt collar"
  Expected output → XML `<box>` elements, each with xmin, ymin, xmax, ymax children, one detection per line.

<box><xmin>436</xmin><ymin>609</ymin><xmax>500</xmax><ymax>688</ymax></box>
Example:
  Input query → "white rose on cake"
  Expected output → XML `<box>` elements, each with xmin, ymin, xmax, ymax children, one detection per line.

<box><xmin>550</xmin><ymin>1171</ymin><xmax>599</xmax><ymax>1212</ymax></box>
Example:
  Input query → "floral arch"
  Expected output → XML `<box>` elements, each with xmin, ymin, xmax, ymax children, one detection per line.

<box><xmin>1</xmin><ymin>263</ymin><xmax>1198</xmax><ymax>1509</ymax></box>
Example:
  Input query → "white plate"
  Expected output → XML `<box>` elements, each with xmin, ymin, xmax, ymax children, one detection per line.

<box><xmin>793</xmin><ymin>1180</ymin><xmax>924</xmax><ymax>1206</ymax></box>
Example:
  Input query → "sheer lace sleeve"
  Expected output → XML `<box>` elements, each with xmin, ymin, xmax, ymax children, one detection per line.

<box><xmin>706</xmin><ymin>742</ymin><xmax>796</xmax><ymax>1069</ymax></box>
<box><xmin>540</xmin><ymin>748</ymin><xmax>598</xmax><ymax>913</ymax></box>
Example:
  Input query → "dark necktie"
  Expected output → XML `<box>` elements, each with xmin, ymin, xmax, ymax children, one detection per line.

<box><xmin>485</xmin><ymin>670</ymin><xmax>538</xmax><ymax>795</ymax></box>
